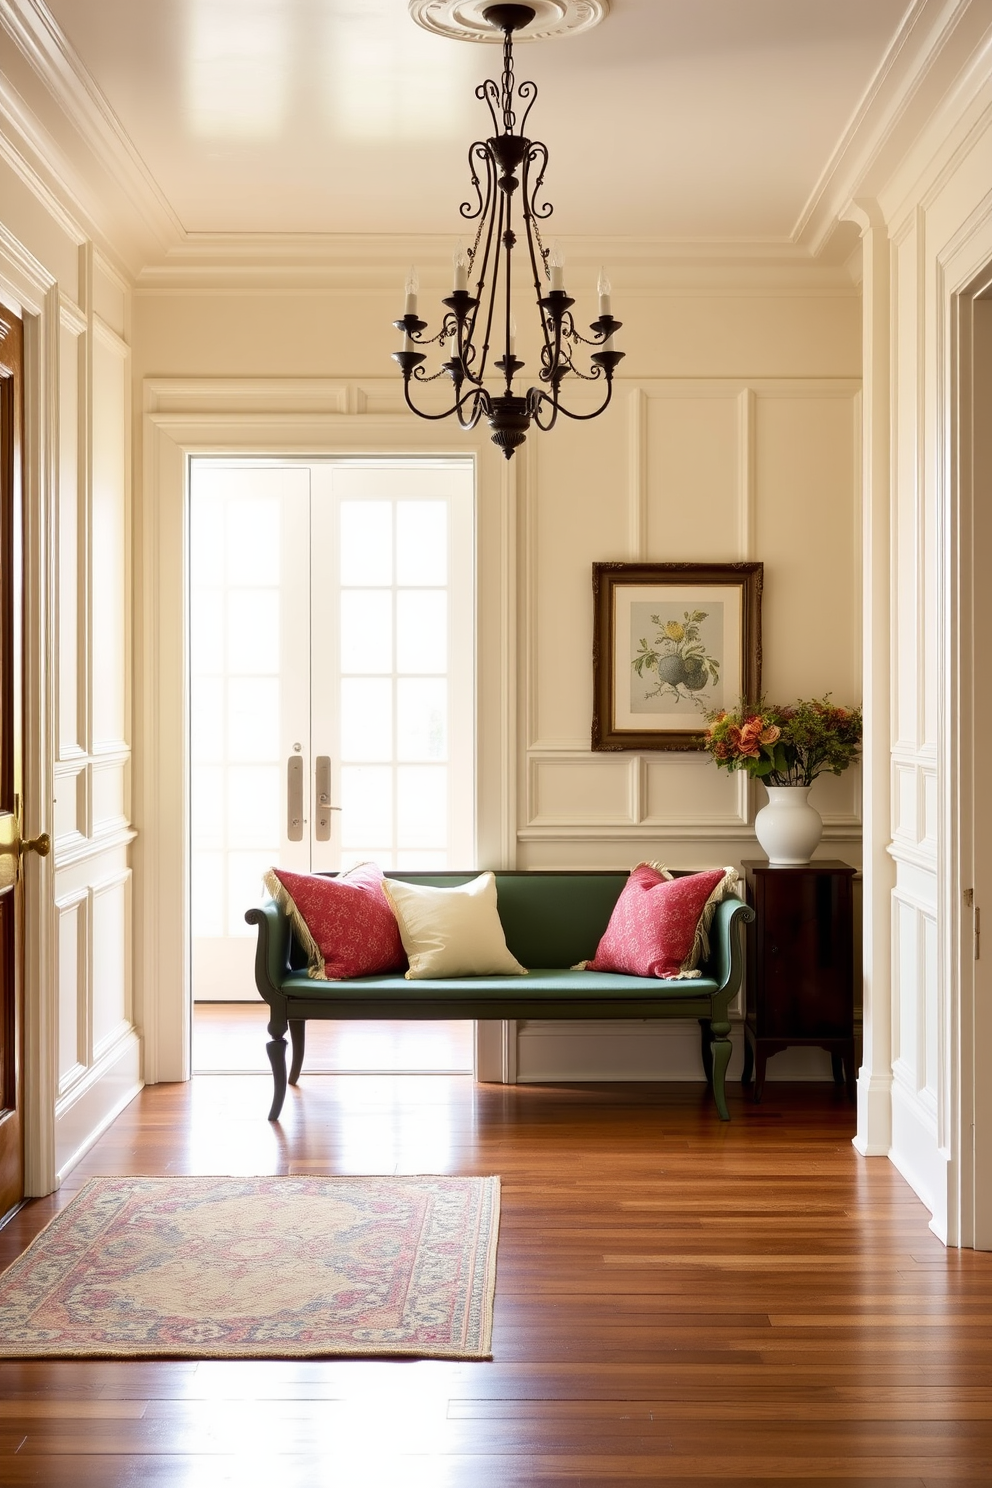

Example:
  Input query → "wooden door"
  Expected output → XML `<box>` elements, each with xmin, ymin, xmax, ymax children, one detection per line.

<box><xmin>0</xmin><ymin>303</ymin><xmax>23</xmax><ymax>1219</ymax></box>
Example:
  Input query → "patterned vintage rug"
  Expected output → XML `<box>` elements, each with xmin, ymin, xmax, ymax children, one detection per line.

<box><xmin>0</xmin><ymin>1174</ymin><xmax>500</xmax><ymax>1359</ymax></box>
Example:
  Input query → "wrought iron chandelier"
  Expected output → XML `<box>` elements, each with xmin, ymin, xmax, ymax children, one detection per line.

<box><xmin>392</xmin><ymin>1</ymin><xmax>623</xmax><ymax>460</ymax></box>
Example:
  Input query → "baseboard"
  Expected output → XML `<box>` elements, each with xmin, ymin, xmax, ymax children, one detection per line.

<box><xmin>514</xmin><ymin>1019</ymin><xmax>837</xmax><ymax>1083</ymax></box>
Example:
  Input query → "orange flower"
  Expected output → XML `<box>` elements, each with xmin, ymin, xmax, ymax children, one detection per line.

<box><xmin>759</xmin><ymin>724</ymin><xmax>781</xmax><ymax>746</ymax></box>
<box><xmin>733</xmin><ymin>716</ymin><xmax>767</xmax><ymax>757</ymax></box>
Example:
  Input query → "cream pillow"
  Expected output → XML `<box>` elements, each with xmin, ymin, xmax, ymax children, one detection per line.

<box><xmin>381</xmin><ymin>872</ymin><xmax>526</xmax><ymax>980</ymax></box>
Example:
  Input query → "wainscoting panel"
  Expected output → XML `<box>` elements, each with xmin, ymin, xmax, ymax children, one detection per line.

<box><xmin>527</xmin><ymin>755</ymin><xmax>635</xmax><ymax>828</ymax></box>
<box><xmin>90</xmin><ymin>319</ymin><xmax>129</xmax><ymax>753</ymax></box>
<box><xmin>642</xmin><ymin>753</ymin><xmax>746</xmax><ymax>831</ymax></box>
<box><xmin>56</xmin><ymin>890</ymin><xmax>87</xmax><ymax>1095</ymax></box>
<box><xmin>644</xmin><ymin>393</ymin><xmax>742</xmax><ymax>559</ymax></box>
<box><xmin>90</xmin><ymin>869</ymin><xmax>132</xmax><ymax>1059</ymax></box>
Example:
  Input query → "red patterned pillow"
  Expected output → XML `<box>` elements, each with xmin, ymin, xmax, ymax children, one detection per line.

<box><xmin>263</xmin><ymin>864</ymin><xmax>407</xmax><ymax>980</ymax></box>
<box><xmin>586</xmin><ymin>864</ymin><xmax>732</xmax><ymax>980</ymax></box>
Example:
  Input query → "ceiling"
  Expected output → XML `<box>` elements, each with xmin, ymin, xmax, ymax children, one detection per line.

<box><xmin>40</xmin><ymin>0</ymin><xmax>912</xmax><ymax>245</ymax></box>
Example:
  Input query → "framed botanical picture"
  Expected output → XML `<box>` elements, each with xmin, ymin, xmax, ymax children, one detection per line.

<box><xmin>591</xmin><ymin>561</ymin><xmax>763</xmax><ymax>751</ymax></box>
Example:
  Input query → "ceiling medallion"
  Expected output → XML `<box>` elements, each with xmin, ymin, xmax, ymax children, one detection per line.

<box><xmin>408</xmin><ymin>0</ymin><xmax>609</xmax><ymax>44</ymax></box>
<box><xmin>392</xmin><ymin>1</ymin><xmax>623</xmax><ymax>459</ymax></box>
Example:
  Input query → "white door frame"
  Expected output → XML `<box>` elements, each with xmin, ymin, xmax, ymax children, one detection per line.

<box><xmin>137</xmin><ymin>379</ymin><xmax>517</xmax><ymax>1086</ymax></box>
<box><xmin>948</xmin><ymin>254</ymin><xmax>992</xmax><ymax>1248</ymax></box>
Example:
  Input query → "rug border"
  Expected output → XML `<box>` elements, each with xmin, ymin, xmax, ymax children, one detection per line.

<box><xmin>0</xmin><ymin>1173</ymin><xmax>500</xmax><ymax>1361</ymax></box>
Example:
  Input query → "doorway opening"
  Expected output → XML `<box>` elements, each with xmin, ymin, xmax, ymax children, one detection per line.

<box><xmin>187</xmin><ymin>456</ymin><xmax>476</xmax><ymax>1075</ymax></box>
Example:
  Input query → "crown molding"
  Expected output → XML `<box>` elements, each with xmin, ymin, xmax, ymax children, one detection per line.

<box><xmin>133</xmin><ymin>232</ymin><xmax>858</xmax><ymax>295</ymax></box>
<box><xmin>0</xmin><ymin>0</ymin><xmax>182</xmax><ymax>273</ymax></box>
<box><xmin>795</xmin><ymin>0</ymin><xmax>992</xmax><ymax>257</ymax></box>
<box><xmin>7</xmin><ymin>0</ymin><xmax>987</xmax><ymax>286</ymax></box>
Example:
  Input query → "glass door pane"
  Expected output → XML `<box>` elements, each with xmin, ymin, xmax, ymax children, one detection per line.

<box><xmin>189</xmin><ymin>462</ymin><xmax>311</xmax><ymax>1000</ymax></box>
<box><xmin>309</xmin><ymin>461</ymin><xmax>475</xmax><ymax>873</ymax></box>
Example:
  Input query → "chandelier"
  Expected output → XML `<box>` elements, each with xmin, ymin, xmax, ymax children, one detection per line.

<box><xmin>392</xmin><ymin>1</ymin><xmax>623</xmax><ymax>460</ymax></box>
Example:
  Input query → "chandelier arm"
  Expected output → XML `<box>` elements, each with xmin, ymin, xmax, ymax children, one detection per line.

<box><xmin>517</xmin><ymin>78</ymin><xmax>539</xmax><ymax>138</ymax></box>
<box><xmin>530</xmin><ymin>375</ymin><xmax>618</xmax><ymax>423</ymax></box>
<box><xmin>455</xmin><ymin>387</ymin><xmax>488</xmax><ymax>431</ymax></box>
<box><xmin>521</xmin><ymin>154</ymin><xmax>552</xmax><ymax>326</ymax></box>
<box><xmin>524</xmin><ymin>141</ymin><xmax>552</xmax><ymax>222</ymax></box>
<box><xmin>462</xmin><ymin>150</ymin><xmax>500</xmax><ymax>376</ymax></box>
<box><xmin>528</xmin><ymin>386</ymin><xmax>560</xmax><ymax>433</ymax></box>
<box><xmin>477</xmin><ymin>78</ymin><xmax>502</xmax><ymax>137</ymax></box>
<box><xmin>459</xmin><ymin>142</ymin><xmax>489</xmax><ymax>222</ymax></box>
<box><xmin>468</xmin><ymin>178</ymin><xmax>505</xmax><ymax>386</ymax></box>
<box><xmin>401</xmin><ymin>376</ymin><xmax>488</xmax><ymax>427</ymax></box>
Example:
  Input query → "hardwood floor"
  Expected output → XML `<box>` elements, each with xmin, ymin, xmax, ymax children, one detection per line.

<box><xmin>0</xmin><ymin>1042</ymin><xmax>990</xmax><ymax>1485</ymax></box>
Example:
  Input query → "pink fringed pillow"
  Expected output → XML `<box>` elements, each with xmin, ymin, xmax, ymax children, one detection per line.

<box><xmin>262</xmin><ymin>863</ymin><xmax>407</xmax><ymax>981</ymax></box>
<box><xmin>585</xmin><ymin>864</ymin><xmax>736</xmax><ymax>980</ymax></box>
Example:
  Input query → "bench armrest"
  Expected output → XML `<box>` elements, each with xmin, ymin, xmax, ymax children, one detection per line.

<box><xmin>707</xmin><ymin>897</ymin><xmax>755</xmax><ymax>1001</ymax></box>
<box><xmin>245</xmin><ymin>897</ymin><xmax>293</xmax><ymax>1002</ymax></box>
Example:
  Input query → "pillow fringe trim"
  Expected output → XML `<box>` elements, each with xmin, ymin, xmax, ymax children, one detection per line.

<box><xmin>680</xmin><ymin>866</ymin><xmax>740</xmax><ymax>974</ymax></box>
<box><xmin>262</xmin><ymin>869</ymin><xmax>328</xmax><ymax>981</ymax></box>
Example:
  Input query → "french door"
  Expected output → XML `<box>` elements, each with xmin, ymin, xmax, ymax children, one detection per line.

<box><xmin>189</xmin><ymin>457</ymin><xmax>475</xmax><ymax>1001</ymax></box>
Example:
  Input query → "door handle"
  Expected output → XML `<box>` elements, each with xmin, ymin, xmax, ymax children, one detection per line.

<box><xmin>20</xmin><ymin>832</ymin><xmax>50</xmax><ymax>857</ymax></box>
<box><xmin>0</xmin><ymin>801</ymin><xmax>50</xmax><ymax>892</ymax></box>
<box><xmin>287</xmin><ymin>757</ymin><xmax>304</xmax><ymax>841</ymax></box>
<box><xmin>315</xmin><ymin>756</ymin><xmax>341</xmax><ymax>841</ymax></box>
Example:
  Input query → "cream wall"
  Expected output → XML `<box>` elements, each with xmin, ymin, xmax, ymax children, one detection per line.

<box><xmin>0</xmin><ymin>145</ymin><xmax>138</xmax><ymax>1194</ymax></box>
<box><xmin>132</xmin><ymin>271</ymin><xmax>863</xmax><ymax>1083</ymax></box>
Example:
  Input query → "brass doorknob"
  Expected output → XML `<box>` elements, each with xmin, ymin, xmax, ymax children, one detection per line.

<box><xmin>20</xmin><ymin>832</ymin><xmax>50</xmax><ymax>858</ymax></box>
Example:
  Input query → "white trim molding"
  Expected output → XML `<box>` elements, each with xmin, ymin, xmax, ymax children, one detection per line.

<box><xmin>138</xmin><ymin>377</ymin><xmax>516</xmax><ymax>1083</ymax></box>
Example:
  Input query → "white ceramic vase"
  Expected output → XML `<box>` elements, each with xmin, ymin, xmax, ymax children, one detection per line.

<box><xmin>754</xmin><ymin>784</ymin><xmax>822</xmax><ymax>866</ymax></box>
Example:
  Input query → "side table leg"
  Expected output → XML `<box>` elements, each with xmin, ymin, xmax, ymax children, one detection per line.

<box><xmin>741</xmin><ymin>1029</ymin><xmax>754</xmax><ymax>1087</ymax></box>
<box><xmin>754</xmin><ymin>1048</ymin><xmax>767</xmax><ymax>1105</ymax></box>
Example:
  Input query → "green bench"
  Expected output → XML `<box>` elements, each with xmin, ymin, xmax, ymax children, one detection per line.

<box><xmin>245</xmin><ymin>869</ymin><xmax>755</xmax><ymax>1123</ymax></box>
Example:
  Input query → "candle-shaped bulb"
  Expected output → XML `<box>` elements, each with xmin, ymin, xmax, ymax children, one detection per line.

<box><xmin>404</xmin><ymin>267</ymin><xmax>418</xmax><ymax>316</ymax></box>
<box><xmin>508</xmin><ymin>315</ymin><xmax>517</xmax><ymax>355</ymax></box>
<box><xmin>549</xmin><ymin>239</ymin><xmax>565</xmax><ymax>292</ymax></box>
<box><xmin>453</xmin><ymin>241</ymin><xmax>469</xmax><ymax>293</ymax></box>
<box><xmin>597</xmin><ymin>267</ymin><xmax>612</xmax><ymax>318</ymax></box>
<box><xmin>448</xmin><ymin>332</ymin><xmax>458</xmax><ymax>361</ymax></box>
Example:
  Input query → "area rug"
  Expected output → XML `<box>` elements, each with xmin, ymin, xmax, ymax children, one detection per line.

<box><xmin>0</xmin><ymin>1174</ymin><xmax>500</xmax><ymax>1359</ymax></box>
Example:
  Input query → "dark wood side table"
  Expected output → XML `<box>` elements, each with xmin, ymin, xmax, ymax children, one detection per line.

<box><xmin>740</xmin><ymin>860</ymin><xmax>857</xmax><ymax>1103</ymax></box>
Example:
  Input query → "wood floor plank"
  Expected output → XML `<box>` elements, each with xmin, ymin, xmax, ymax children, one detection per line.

<box><xmin>0</xmin><ymin>1025</ymin><xmax>990</xmax><ymax>1484</ymax></box>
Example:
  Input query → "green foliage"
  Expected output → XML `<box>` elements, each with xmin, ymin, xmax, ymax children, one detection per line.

<box><xmin>702</xmin><ymin>696</ymin><xmax>863</xmax><ymax>786</ymax></box>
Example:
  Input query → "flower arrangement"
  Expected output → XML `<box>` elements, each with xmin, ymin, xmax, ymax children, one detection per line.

<box><xmin>702</xmin><ymin>696</ymin><xmax>863</xmax><ymax>786</ymax></box>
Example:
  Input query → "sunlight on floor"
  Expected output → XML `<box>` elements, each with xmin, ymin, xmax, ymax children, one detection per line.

<box><xmin>192</xmin><ymin>1003</ymin><xmax>474</xmax><ymax>1075</ymax></box>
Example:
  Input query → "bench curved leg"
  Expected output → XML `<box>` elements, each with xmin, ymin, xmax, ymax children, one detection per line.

<box><xmin>698</xmin><ymin>1019</ymin><xmax>713</xmax><ymax>1085</ymax></box>
<box><xmin>266</xmin><ymin>1039</ymin><xmax>288</xmax><ymax>1121</ymax></box>
<box><xmin>288</xmin><ymin>1020</ymin><xmax>306</xmax><ymax>1085</ymax></box>
<box><xmin>709</xmin><ymin>1020</ymin><xmax>732</xmax><ymax>1121</ymax></box>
